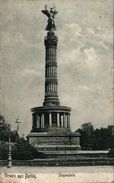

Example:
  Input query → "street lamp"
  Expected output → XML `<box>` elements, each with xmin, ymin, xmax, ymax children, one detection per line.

<box><xmin>7</xmin><ymin>118</ymin><xmax>21</xmax><ymax>168</ymax></box>
<box><xmin>7</xmin><ymin>127</ymin><xmax>12</xmax><ymax>168</ymax></box>
<box><xmin>15</xmin><ymin>118</ymin><xmax>21</xmax><ymax>133</ymax></box>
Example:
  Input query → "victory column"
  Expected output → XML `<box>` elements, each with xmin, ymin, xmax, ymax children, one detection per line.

<box><xmin>27</xmin><ymin>6</ymin><xmax>81</xmax><ymax>156</ymax></box>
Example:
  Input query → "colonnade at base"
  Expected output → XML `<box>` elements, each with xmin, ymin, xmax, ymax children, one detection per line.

<box><xmin>32</xmin><ymin>112</ymin><xmax>70</xmax><ymax>130</ymax></box>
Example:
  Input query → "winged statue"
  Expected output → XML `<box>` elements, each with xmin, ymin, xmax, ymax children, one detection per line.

<box><xmin>42</xmin><ymin>5</ymin><xmax>58</xmax><ymax>31</ymax></box>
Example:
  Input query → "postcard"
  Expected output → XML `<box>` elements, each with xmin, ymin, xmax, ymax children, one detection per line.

<box><xmin>0</xmin><ymin>0</ymin><xmax>113</xmax><ymax>183</ymax></box>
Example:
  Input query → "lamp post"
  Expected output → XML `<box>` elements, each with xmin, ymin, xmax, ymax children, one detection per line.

<box><xmin>15</xmin><ymin>118</ymin><xmax>21</xmax><ymax>134</ymax></box>
<box><xmin>7</xmin><ymin>129</ymin><xmax>12</xmax><ymax>168</ymax></box>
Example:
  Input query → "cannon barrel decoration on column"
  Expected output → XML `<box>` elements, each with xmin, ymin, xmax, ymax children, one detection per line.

<box><xmin>27</xmin><ymin>5</ymin><xmax>81</xmax><ymax>156</ymax></box>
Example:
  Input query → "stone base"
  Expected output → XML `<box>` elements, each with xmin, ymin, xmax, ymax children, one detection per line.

<box><xmin>27</xmin><ymin>131</ymin><xmax>81</xmax><ymax>155</ymax></box>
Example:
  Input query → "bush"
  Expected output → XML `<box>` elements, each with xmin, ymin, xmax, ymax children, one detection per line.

<box><xmin>12</xmin><ymin>137</ymin><xmax>47</xmax><ymax>160</ymax></box>
<box><xmin>0</xmin><ymin>142</ymin><xmax>8</xmax><ymax>160</ymax></box>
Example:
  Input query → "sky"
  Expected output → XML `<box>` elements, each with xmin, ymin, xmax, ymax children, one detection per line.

<box><xmin>0</xmin><ymin>0</ymin><xmax>113</xmax><ymax>136</ymax></box>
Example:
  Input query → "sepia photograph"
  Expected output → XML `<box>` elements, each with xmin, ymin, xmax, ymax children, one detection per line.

<box><xmin>0</xmin><ymin>0</ymin><xmax>113</xmax><ymax>182</ymax></box>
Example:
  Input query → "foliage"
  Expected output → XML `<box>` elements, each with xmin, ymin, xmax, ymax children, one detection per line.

<box><xmin>12</xmin><ymin>137</ymin><xmax>47</xmax><ymax>160</ymax></box>
<box><xmin>0</xmin><ymin>142</ymin><xmax>8</xmax><ymax>160</ymax></box>
<box><xmin>94</xmin><ymin>128</ymin><xmax>112</xmax><ymax>150</ymax></box>
<box><xmin>77</xmin><ymin>122</ymin><xmax>114</xmax><ymax>150</ymax></box>
<box><xmin>0</xmin><ymin>114</ymin><xmax>47</xmax><ymax>160</ymax></box>
<box><xmin>0</xmin><ymin>114</ymin><xmax>5</xmax><ymax>123</ymax></box>
<box><xmin>78</xmin><ymin>122</ymin><xmax>96</xmax><ymax>150</ymax></box>
<box><xmin>0</xmin><ymin>123</ymin><xmax>10</xmax><ymax>141</ymax></box>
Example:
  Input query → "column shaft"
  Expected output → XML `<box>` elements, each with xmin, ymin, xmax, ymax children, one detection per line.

<box><xmin>49</xmin><ymin>113</ymin><xmax>52</xmax><ymax>127</ymax></box>
<box><xmin>67</xmin><ymin>114</ymin><xmax>70</xmax><ymax>129</ymax></box>
<box><xmin>36</xmin><ymin>115</ymin><xmax>40</xmax><ymax>128</ymax></box>
<box><xmin>43</xmin><ymin>31</ymin><xmax>60</xmax><ymax>106</ymax></box>
<box><xmin>61</xmin><ymin>114</ymin><xmax>63</xmax><ymax>127</ymax></box>
<box><xmin>63</xmin><ymin>113</ymin><xmax>66</xmax><ymax>128</ymax></box>
<box><xmin>41</xmin><ymin>114</ymin><xmax>44</xmax><ymax>128</ymax></box>
<box><xmin>57</xmin><ymin>113</ymin><xmax>60</xmax><ymax>127</ymax></box>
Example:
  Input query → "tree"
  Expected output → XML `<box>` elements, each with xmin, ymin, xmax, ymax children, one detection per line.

<box><xmin>77</xmin><ymin>122</ymin><xmax>96</xmax><ymax>150</ymax></box>
<box><xmin>0</xmin><ymin>115</ymin><xmax>10</xmax><ymax>141</ymax></box>
<box><xmin>12</xmin><ymin>137</ymin><xmax>46</xmax><ymax>160</ymax></box>
<box><xmin>0</xmin><ymin>114</ymin><xmax>5</xmax><ymax>125</ymax></box>
<box><xmin>95</xmin><ymin>128</ymin><xmax>113</xmax><ymax>150</ymax></box>
<box><xmin>77</xmin><ymin>122</ymin><xmax>113</xmax><ymax>150</ymax></box>
<box><xmin>0</xmin><ymin>114</ymin><xmax>46</xmax><ymax>160</ymax></box>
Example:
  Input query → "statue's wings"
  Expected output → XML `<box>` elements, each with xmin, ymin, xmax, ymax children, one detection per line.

<box><xmin>42</xmin><ymin>10</ymin><xmax>50</xmax><ymax>18</ymax></box>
